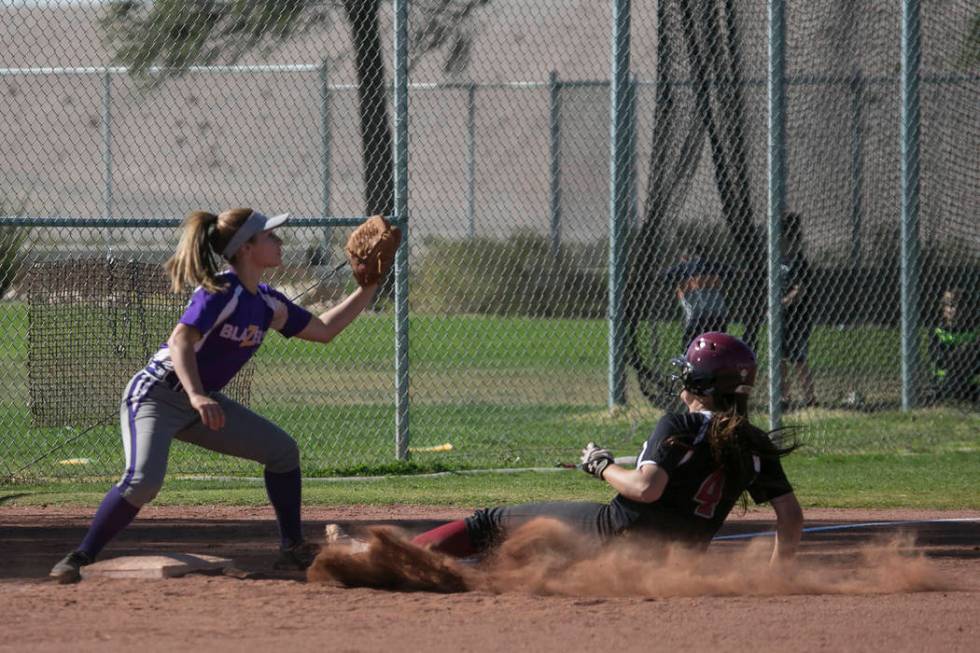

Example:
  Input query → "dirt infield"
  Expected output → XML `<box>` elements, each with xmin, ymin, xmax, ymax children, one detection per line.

<box><xmin>1</xmin><ymin>505</ymin><xmax>977</xmax><ymax>653</ymax></box>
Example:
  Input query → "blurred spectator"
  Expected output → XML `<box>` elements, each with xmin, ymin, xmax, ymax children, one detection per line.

<box><xmin>661</xmin><ymin>246</ymin><xmax>731</xmax><ymax>352</ymax></box>
<box><xmin>779</xmin><ymin>212</ymin><xmax>817</xmax><ymax>409</ymax></box>
<box><xmin>929</xmin><ymin>288</ymin><xmax>979</xmax><ymax>404</ymax></box>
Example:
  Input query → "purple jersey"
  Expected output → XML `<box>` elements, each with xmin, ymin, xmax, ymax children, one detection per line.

<box><xmin>147</xmin><ymin>271</ymin><xmax>312</xmax><ymax>392</ymax></box>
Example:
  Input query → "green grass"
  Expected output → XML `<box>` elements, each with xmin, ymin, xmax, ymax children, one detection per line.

<box><xmin>782</xmin><ymin>452</ymin><xmax>980</xmax><ymax>509</ymax></box>
<box><xmin>784</xmin><ymin>408</ymin><xmax>979</xmax><ymax>454</ymax></box>
<box><xmin>1</xmin><ymin>451</ymin><xmax>977</xmax><ymax>509</ymax></box>
<box><xmin>0</xmin><ymin>403</ymin><xmax>664</xmax><ymax>479</ymax></box>
<box><xmin>4</xmin><ymin>403</ymin><xmax>975</xmax><ymax>482</ymax></box>
<box><xmin>1</xmin><ymin>301</ymin><xmax>976</xmax><ymax>482</ymax></box>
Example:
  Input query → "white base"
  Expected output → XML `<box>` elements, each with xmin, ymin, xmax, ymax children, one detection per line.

<box><xmin>80</xmin><ymin>553</ymin><xmax>234</xmax><ymax>579</ymax></box>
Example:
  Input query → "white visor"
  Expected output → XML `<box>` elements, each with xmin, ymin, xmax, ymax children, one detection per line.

<box><xmin>222</xmin><ymin>211</ymin><xmax>290</xmax><ymax>258</ymax></box>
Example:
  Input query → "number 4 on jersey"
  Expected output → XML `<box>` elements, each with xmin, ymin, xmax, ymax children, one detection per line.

<box><xmin>693</xmin><ymin>469</ymin><xmax>725</xmax><ymax>518</ymax></box>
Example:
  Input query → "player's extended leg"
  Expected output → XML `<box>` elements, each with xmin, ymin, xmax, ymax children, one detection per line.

<box><xmin>175</xmin><ymin>393</ymin><xmax>310</xmax><ymax>567</ymax></box>
<box><xmin>795</xmin><ymin>361</ymin><xmax>817</xmax><ymax>406</ymax></box>
<box><xmin>50</xmin><ymin>376</ymin><xmax>189</xmax><ymax>583</ymax></box>
<box><xmin>412</xmin><ymin>501</ymin><xmax>629</xmax><ymax>558</ymax></box>
<box><xmin>779</xmin><ymin>359</ymin><xmax>793</xmax><ymax>406</ymax></box>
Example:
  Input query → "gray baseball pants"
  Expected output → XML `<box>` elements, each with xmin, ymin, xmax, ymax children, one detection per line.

<box><xmin>117</xmin><ymin>371</ymin><xmax>299</xmax><ymax>506</ymax></box>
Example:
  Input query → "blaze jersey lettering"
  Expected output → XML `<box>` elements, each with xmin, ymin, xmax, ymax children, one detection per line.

<box><xmin>146</xmin><ymin>271</ymin><xmax>312</xmax><ymax>392</ymax></box>
<box><xmin>219</xmin><ymin>323</ymin><xmax>266</xmax><ymax>347</ymax></box>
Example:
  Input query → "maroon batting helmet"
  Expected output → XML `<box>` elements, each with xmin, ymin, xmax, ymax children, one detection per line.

<box><xmin>670</xmin><ymin>332</ymin><xmax>757</xmax><ymax>396</ymax></box>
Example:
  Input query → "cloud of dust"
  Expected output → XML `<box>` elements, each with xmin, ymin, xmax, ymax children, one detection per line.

<box><xmin>307</xmin><ymin>526</ymin><xmax>475</xmax><ymax>592</ymax></box>
<box><xmin>307</xmin><ymin>519</ymin><xmax>954</xmax><ymax>597</ymax></box>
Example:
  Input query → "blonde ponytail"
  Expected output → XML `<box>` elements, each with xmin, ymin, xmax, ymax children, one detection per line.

<box><xmin>165</xmin><ymin>211</ymin><xmax>223</xmax><ymax>293</ymax></box>
<box><xmin>165</xmin><ymin>208</ymin><xmax>256</xmax><ymax>293</ymax></box>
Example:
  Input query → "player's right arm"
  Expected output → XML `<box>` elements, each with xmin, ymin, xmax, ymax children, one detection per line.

<box><xmin>167</xmin><ymin>323</ymin><xmax>225</xmax><ymax>430</ymax></box>
<box><xmin>601</xmin><ymin>414</ymin><xmax>689</xmax><ymax>502</ymax></box>
<box><xmin>294</xmin><ymin>283</ymin><xmax>377</xmax><ymax>344</ymax></box>
<box><xmin>769</xmin><ymin>492</ymin><xmax>804</xmax><ymax>565</ymax></box>
<box><xmin>602</xmin><ymin>461</ymin><xmax>668</xmax><ymax>503</ymax></box>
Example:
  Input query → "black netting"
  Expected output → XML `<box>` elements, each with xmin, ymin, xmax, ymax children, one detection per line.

<box><xmin>27</xmin><ymin>259</ymin><xmax>252</xmax><ymax>428</ymax></box>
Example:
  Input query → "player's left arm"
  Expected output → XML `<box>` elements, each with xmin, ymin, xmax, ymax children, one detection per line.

<box><xmin>294</xmin><ymin>284</ymin><xmax>377</xmax><ymax>344</ymax></box>
<box><xmin>601</xmin><ymin>463</ymin><xmax>669</xmax><ymax>503</ymax></box>
<box><xmin>782</xmin><ymin>284</ymin><xmax>800</xmax><ymax>306</ymax></box>
<box><xmin>784</xmin><ymin>257</ymin><xmax>810</xmax><ymax>306</ymax></box>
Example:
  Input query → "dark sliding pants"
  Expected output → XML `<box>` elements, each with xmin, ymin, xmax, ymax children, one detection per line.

<box><xmin>464</xmin><ymin>501</ymin><xmax>636</xmax><ymax>551</ymax></box>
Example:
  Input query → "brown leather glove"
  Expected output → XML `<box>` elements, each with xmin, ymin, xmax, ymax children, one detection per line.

<box><xmin>345</xmin><ymin>215</ymin><xmax>402</xmax><ymax>287</ymax></box>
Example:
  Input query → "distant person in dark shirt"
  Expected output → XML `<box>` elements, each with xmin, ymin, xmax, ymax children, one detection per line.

<box><xmin>779</xmin><ymin>212</ymin><xmax>816</xmax><ymax>409</ymax></box>
<box><xmin>929</xmin><ymin>288</ymin><xmax>979</xmax><ymax>404</ymax></box>
<box><xmin>662</xmin><ymin>247</ymin><xmax>731</xmax><ymax>352</ymax></box>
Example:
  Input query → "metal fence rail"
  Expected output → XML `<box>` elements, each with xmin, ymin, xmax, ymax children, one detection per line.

<box><xmin>3</xmin><ymin>66</ymin><xmax>975</xmax><ymax>250</ymax></box>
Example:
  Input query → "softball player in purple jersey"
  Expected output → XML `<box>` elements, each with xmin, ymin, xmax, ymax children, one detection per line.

<box><xmin>50</xmin><ymin>208</ymin><xmax>379</xmax><ymax>583</ymax></box>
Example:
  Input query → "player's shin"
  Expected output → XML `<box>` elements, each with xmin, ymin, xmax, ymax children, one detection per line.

<box><xmin>264</xmin><ymin>467</ymin><xmax>304</xmax><ymax>548</ymax></box>
<box><xmin>411</xmin><ymin>519</ymin><xmax>478</xmax><ymax>558</ymax></box>
<box><xmin>77</xmin><ymin>485</ymin><xmax>141</xmax><ymax>559</ymax></box>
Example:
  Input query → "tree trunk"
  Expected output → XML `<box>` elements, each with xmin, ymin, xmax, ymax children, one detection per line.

<box><xmin>344</xmin><ymin>0</ymin><xmax>396</xmax><ymax>301</ymax></box>
<box><xmin>344</xmin><ymin>0</ymin><xmax>395</xmax><ymax>218</ymax></box>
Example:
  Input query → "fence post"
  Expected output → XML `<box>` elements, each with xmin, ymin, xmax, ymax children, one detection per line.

<box><xmin>626</xmin><ymin>73</ymin><xmax>638</xmax><ymax>227</ymax></box>
<box><xmin>608</xmin><ymin>0</ymin><xmax>630</xmax><ymax>408</ymax></box>
<box><xmin>900</xmin><ymin>0</ymin><xmax>922</xmax><ymax>411</ymax></box>
<box><xmin>319</xmin><ymin>60</ymin><xmax>332</xmax><ymax>264</ymax></box>
<box><xmin>393</xmin><ymin>0</ymin><xmax>410</xmax><ymax>460</ymax></box>
<box><xmin>849</xmin><ymin>67</ymin><xmax>865</xmax><ymax>271</ymax></box>
<box><xmin>767</xmin><ymin>0</ymin><xmax>787</xmax><ymax>429</ymax></box>
<box><xmin>549</xmin><ymin>70</ymin><xmax>562</xmax><ymax>258</ymax></box>
<box><xmin>467</xmin><ymin>82</ymin><xmax>477</xmax><ymax>239</ymax></box>
<box><xmin>101</xmin><ymin>67</ymin><xmax>114</xmax><ymax>259</ymax></box>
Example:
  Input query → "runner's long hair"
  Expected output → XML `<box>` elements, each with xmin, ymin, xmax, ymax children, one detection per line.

<box><xmin>709</xmin><ymin>394</ymin><xmax>798</xmax><ymax>508</ymax></box>
<box><xmin>667</xmin><ymin>393</ymin><xmax>798</xmax><ymax>510</ymax></box>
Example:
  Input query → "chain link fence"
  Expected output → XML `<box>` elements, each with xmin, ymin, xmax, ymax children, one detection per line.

<box><xmin>1</xmin><ymin>1</ymin><xmax>977</xmax><ymax>481</ymax></box>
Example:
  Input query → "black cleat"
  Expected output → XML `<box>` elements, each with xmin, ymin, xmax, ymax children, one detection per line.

<box><xmin>49</xmin><ymin>550</ymin><xmax>93</xmax><ymax>584</ymax></box>
<box><xmin>273</xmin><ymin>541</ymin><xmax>321</xmax><ymax>571</ymax></box>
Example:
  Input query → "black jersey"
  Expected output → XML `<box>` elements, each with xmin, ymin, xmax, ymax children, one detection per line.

<box><xmin>610</xmin><ymin>412</ymin><xmax>793</xmax><ymax>545</ymax></box>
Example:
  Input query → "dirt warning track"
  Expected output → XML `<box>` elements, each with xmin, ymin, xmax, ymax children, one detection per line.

<box><xmin>1</xmin><ymin>506</ymin><xmax>977</xmax><ymax>653</ymax></box>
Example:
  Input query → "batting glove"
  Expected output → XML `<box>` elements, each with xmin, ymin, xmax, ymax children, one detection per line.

<box><xmin>580</xmin><ymin>442</ymin><xmax>614</xmax><ymax>480</ymax></box>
